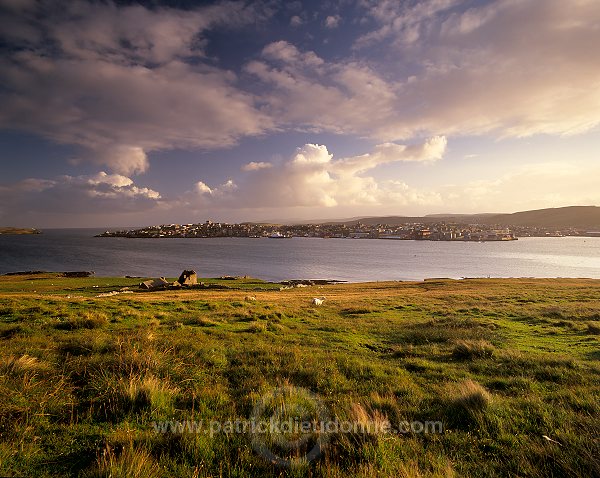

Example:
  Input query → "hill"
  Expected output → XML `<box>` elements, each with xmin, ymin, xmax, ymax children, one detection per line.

<box><xmin>486</xmin><ymin>206</ymin><xmax>600</xmax><ymax>229</ymax></box>
<box><xmin>324</xmin><ymin>206</ymin><xmax>600</xmax><ymax>229</ymax></box>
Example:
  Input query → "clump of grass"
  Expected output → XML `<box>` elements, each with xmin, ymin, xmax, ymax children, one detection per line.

<box><xmin>0</xmin><ymin>441</ymin><xmax>16</xmax><ymax>471</ymax></box>
<box><xmin>391</xmin><ymin>345</ymin><xmax>420</xmax><ymax>358</ymax></box>
<box><xmin>60</xmin><ymin>339</ymin><xmax>94</xmax><ymax>357</ymax></box>
<box><xmin>3</xmin><ymin>354</ymin><xmax>45</xmax><ymax>375</ymax></box>
<box><xmin>267</xmin><ymin>322</ymin><xmax>284</xmax><ymax>332</ymax></box>
<box><xmin>401</xmin><ymin>317</ymin><xmax>497</xmax><ymax>346</ymax></box>
<box><xmin>541</xmin><ymin>306</ymin><xmax>567</xmax><ymax>319</ymax></box>
<box><xmin>59</xmin><ymin>332</ymin><xmax>114</xmax><ymax>356</ymax></box>
<box><xmin>55</xmin><ymin>311</ymin><xmax>108</xmax><ymax>330</ymax></box>
<box><xmin>246</xmin><ymin>321</ymin><xmax>266</xmax><ymax>333</ymax></box>
<box><xmin>86</xmin><ymin>444</ymin><xmax>161</xmax><ymax>478</ymax></box>
<box><xmin>349</xmin><ymin>402</ymin><xmax>391</xmax><ymax>435</ymax></box>
<box><xmin>94</xmin><ymin>373</ymin><xmax>178</xmax><ymax>420</ymax></box>
<box><xmin>450</xmin><ymin>379</ymin><xmax>491</xmax><ymax>415</ymax></box>
<box><xmin>194</xmin><ymin>317</ymin><xmax>219</xmax><ymax>327</ymax></box>
<box><xmin>342</xmin><ymin>307</ymin><xmax>376</xmax><ymax>315</ymax></box>
<box><xmin>486</xmin><ymin>377</ymin><xmax>532</xmax><ymax>395</ymax></box>
<box><xmin>123</xmin><ymin>374</ymin><xmax>178</xmax><ymax>414</ymax></box>
<box><xmin>586</xmin><ymin>322</ymin><xmax>600</xmax><ymax>335</ymax></box>
<box><xmin>452</xmin><ymin>340</ymin><xmax>495</xmax><ymax>360</ymax></box>
<box><xmin>0</xmin><ymin>324</ymin><xmax>30</xmax><ymax>339</ymax></box>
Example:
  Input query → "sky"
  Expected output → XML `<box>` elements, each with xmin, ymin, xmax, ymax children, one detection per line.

<box><xmin>0</xmin><ymin>0</ymin><xmax>599</xmax><ymax>228</ymax></box>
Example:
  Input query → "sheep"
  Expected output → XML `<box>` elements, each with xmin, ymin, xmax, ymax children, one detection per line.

<box><xmin>244</xmin><ymin>295</ymin><xmax>257</xmax><ymax>302</ymax></box>
<box><xmin>311</xmin><ymin>297</ymin><xmax>325</xmax><ymax>306</ymax></box>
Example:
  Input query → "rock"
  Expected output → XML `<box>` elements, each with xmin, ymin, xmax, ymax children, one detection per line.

<box><xmin>140</xmin><ymin>277</ymin><xmax>169</xmax><ymax>291</ymax></box>
<box><xmin>96</xmin><ymin>290</ymin><xmax>134</xmax><ymax>298</ymax></box>
<box><xmin>175</xmin><ymin>270</ymin><xmax>198</xmax><ymax>287</ymax></box>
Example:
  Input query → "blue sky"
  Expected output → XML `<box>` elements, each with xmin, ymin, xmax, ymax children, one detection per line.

<box><xmin>0</xmin><ymin>0</ymin><xmax>599</xmax><ymax>227</ymax></box>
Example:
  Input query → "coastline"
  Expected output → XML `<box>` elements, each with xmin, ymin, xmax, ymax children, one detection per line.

<box><xmin>0</xmin><ymin>227</ymin><xmax>41</xmax><ymax>235</ymax></box>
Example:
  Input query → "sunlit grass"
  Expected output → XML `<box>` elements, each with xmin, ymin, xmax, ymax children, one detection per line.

<box><xmin>0</xmin><ymin>275</ymin><xmax>598</xmax><ymax>476</ymax></box>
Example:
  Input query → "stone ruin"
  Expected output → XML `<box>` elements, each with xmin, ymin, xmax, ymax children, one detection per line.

<box><xmin>174</xmin><ymin>270</ymin><xmax>198</xmax><ymax>287</ymax></box>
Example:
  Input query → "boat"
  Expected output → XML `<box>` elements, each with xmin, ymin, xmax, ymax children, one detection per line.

<box><xmin>268</xmin><ymin>232</ymin><xmax>292</xmax><ymax>238</ymax></box>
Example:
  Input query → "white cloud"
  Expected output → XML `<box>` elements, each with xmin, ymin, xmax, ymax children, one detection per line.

<box><xmin>324</xmin><ymin>15</ymin><xmax>341</xmax><ymax>29</ymax></box>
<box><xmin>290</xmin><ymin>15</ymin><xmax>303</xmax><ymax>27</ymax></box>
<box><xmin>353</xmin><ymin>0</ymin><xmax>600</xmax><ymax>138</ymax></box>
<box><xmin>193</xmin><ymin>137</ymin><xmax>446</xmax><ymax>209</ymax></box>
<box><xmin>261</xmin><ymin>41</ymin><xmax>324</xmax><ymax>67</ymax></box>
<box><xmin>189</xmin><ymin>151</ymin><xmax>600</xmax><ymax>219</ymax></box>
<box><xmin>196</xmin><ymin>181</ymin><xmax>213</xmax><ymax>194</ymax></box>
<box><xmin>0</xmin><ymin>171</ymin><xmax>161</xmax><ymax>225</ymax></box>
<box><xmin>242</xmin><ymin>161</ymin><xmax>273</xmax><ymax>171</ymax></box>
<box><xmin>332</xmin><ymin>136</ymin><xmax>447</xmax><ymax>176</ymax></box>
<box><xmin>87</xmin><ymin>146</ymin><xmax>149</xmax><ymax>176</ymax></box>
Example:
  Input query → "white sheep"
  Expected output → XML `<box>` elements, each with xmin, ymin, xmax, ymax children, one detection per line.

<box><xmin>311</xmin><ymin>297</ymin><xmax>325</xmax><ymax>306</ymax></box>
<box><xmin>244</xmin><ymin>295</ymin><xmax>257</xmax><ymax>302</ymax></box>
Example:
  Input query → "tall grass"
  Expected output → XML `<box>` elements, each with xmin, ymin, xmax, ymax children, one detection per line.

<box><xmin>86</xmin><ymin>445</ymin><xmax>161</xmax><ymax>478</ymax></box>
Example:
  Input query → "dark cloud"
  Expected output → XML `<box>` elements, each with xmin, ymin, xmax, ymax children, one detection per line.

<box><xmin>0</xmin><ymin>0</ymin><xmax>274</xmax><ymax>174</ymax></box>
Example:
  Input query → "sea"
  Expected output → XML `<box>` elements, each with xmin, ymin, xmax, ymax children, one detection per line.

<box><xmin>1</xmin><ymin>229</ymin><xmax>600</xmax><ymax>282</ymax></box>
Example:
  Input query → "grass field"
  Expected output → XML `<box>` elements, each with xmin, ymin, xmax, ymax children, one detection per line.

<box><xmin>0</xmin><ymin>274</ymin><xmax>598</xmax><ymax>477</ymax></box>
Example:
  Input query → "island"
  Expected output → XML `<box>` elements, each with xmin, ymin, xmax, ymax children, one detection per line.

<box><xmin>96</xmin><ymin>220</ymin><xmax>518</xmax><ymax>241</ymax></box>
<box><xmin>0</xmin><ymin>227</ymin><xmax>41</xmax><ymax>235</ymax></box>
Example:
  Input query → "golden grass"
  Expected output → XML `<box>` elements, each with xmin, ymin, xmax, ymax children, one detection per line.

<box><xmin>87</xmin><ymin>444</ymin><xmax>161</xmax><ymax>478</ymax></box>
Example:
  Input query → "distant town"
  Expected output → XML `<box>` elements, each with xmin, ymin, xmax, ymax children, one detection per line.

<box><xmin>95</xmin><ymin>220</ymin><xmax>599</xmax><ymax>241</ymax></box>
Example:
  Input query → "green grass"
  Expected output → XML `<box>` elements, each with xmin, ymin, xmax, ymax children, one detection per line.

<box><xmin>0</xmin><ymin>275</ymin><xmax>598</xmax><ymax>477</ymax></box>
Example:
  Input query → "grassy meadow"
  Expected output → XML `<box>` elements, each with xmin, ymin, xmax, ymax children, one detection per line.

<box><xmin>0</xmin><ymin>274</ymin><xmax>598</xmax><ymax>477</ymax></box>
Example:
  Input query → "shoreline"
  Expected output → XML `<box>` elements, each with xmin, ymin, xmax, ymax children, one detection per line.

<box><xmin>2</xmin><ymin>271</ymin><xmax>599</xmax><ymax>284</ymax></box>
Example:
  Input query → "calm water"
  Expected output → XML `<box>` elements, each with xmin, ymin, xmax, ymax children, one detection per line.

<box><xmin>1</xmin><ymin>229</ymin><xmax>600</xmax><ymax>281</ymax></box>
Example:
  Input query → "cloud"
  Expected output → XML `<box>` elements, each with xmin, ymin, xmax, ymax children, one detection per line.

<box><xmin>0</xmin><ymin>1</ymin><xmax>274</xmax><ymax>174</ymax></box>
<box><xmin>246</xmin><ymin>2</ymin><xmax>600</xmax><ymax>142</ymax></box>
<box><xmin>242</xmin><ymin>161</ymin><xmax>273</xmax><ymax>171</ymax></box>
<box><xmin>355</xmin><ymin>0</ymin><xmax>460</xmax><ymax>47</ymax></box>
<box><xmin>332</xmin><ymin>136</ymin><xmax>447</xmax><ymax>176</ymax></box>
<box><xmin>196</xmin><ymin>181</ymin><xmax>213</xmax><ymax>195</ymax></box>
<box><xmin>440</xmin><ymin>162</ymin><xmax>600</xmax><ymax>213</ymax></box>
<box><xmin>85</xmin><ymin>146</ymin><xmax>149</xmax><ymax>176</ymax></box>
<box><xmin>193</xmin><ymin>137</ymin><xmax>446</xmax><ymax>209</ymax></box>
<box><xmin>0</xmin><ymin>171</ymin><xmax>161</xmax><ymax>224</ymax></box>
<box><xmin>353</xmin><ymin>0</ymin><xmax>600</xmax><ymax>138</ymax></box>
<box><xmin>245</xmin><ymin>44</ymin><xmax>399</xmax><ymax>137</ymax></box>
<box><xmin>190</xmin><ymin>150</ymin><xmax>600</xmax><ymax>219</ymax></box>
<box><xmin>261</xmin><ymin>40</ymin><xmax>324</xmax><ymax>67</ymax></box>
<box><xmin>324</xmin><ymin>15</ymin><xmax>341</xmax><ymax>29</ymax></box>
<box><xmin>2</xmin><ymin>0</ymin><xmax>599</xmax><ymax>195</ymax></box>
<box><xmin>290</xmin><ymin>15</ymin><xmax>303</xmax><ymax>27</ymax></box>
